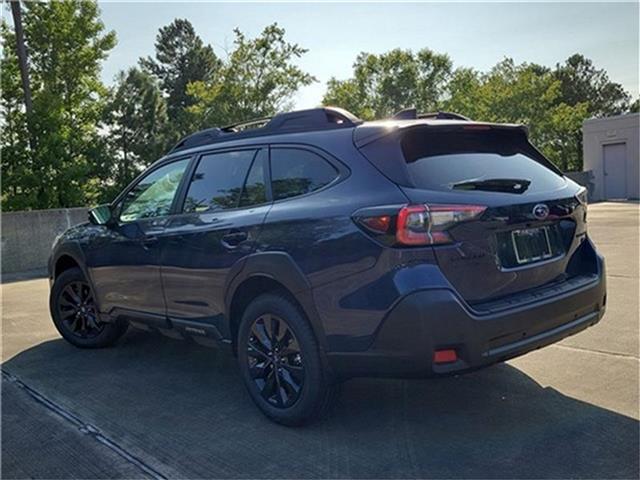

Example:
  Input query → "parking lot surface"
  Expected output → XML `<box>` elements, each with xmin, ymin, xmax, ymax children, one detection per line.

<box><xmin>2</xmin><ymin>201</ymin><xmax>638</xmax><ymax>479</ymax></box>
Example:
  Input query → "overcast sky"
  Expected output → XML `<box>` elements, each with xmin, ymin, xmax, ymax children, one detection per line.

<box><xmin>98</xmin><ymin>1</ymin><xmax>639</xmax><ymax>108</ymax></box>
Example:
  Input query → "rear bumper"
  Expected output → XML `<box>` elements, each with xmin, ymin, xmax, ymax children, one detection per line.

<box><xmin>328</xmin><ymin>253</ymin><xmax>606</xmax><ymax>379</ymax></box>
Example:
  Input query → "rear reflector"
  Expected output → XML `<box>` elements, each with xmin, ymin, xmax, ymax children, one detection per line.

<box><xmin>433</xmin><ymin>349</ymin><xmax>458</xmax><ymax>364</ymax></box>
<box><xmin>361</xmin><ymin>215</ymin><xmax>391</xmax><ymax>233</ymax></box>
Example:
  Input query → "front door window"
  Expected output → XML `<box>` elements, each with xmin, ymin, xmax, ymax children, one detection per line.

<box><xmin>119</xmin><ymin>159</ymin><xmax>190</xmax><ymax>223</ymax></box>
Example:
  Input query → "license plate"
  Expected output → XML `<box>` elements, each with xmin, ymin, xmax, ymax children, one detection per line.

<box><xmin>511</xmin><ymin>227</ymin><xmax>553</xmax><ymax>265</ymax></box>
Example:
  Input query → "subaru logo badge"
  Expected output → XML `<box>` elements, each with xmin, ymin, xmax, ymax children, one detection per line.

<box><xmin>532</xmin><ymin>203</ymin><xmax>550</xmax><ymax>220</ymax></box>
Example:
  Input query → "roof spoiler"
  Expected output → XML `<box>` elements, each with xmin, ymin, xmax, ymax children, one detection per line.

<box><xmin>354</xmin><ymin>119</ymin><xmax>529</xmax><ymax>149</ymax></box>
<box><xmin>392</xmin><ymin>107</ymin><xmax>471</xmax><ymax>121</ymax></box>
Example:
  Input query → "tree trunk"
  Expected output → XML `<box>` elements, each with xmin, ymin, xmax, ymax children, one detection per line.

<box><xmin>10</xmin><ymin>0</ymin><xmax>38</xmax><ymax>170</ymax></box>
<box><xmin>10</xmin><ymin>1</ymin><xmax>33</xmax><ymax>118</ymax></box>
<box><xmin>11</xmin><ymin>0</ymin><xmax>43</xmax><ymax>205</ymax></box>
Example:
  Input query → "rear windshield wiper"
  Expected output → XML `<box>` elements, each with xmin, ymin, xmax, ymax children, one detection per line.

<box><xmin>451</xmin><ymin>178</ymin><xmax>531</xmax><ymax>194</ymax></box>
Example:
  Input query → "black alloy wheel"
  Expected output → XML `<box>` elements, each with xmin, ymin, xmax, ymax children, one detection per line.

<box><xmin>247</xmin><ymin>314</ymin><xmax>305</xmax><ymax>408</ymax></box>
<box><xmin>238</xmin><ymin>293</ymin><xmax>336</xmax><ymax>425</ymax></box>
<box><xmin>51</xmin><ymin>267</ymin><xmax>128</xmax><ymax>348</ymax></box>
<box><xmin>57</xmin><ymin>280</ymin><xmax>104</xmax><ymax>338</ymax></box>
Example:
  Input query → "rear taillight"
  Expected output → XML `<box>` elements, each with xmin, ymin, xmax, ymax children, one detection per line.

<box><xmin>397</xmin><ymin>204</ymin><xmax>486</xmax><ymax>245</ymax></box>
<box><xmin>576</xmin><ymin>187</ymin><xmax>588</xmax><ymax>207</ymax></box>
<box><xmin>576</xmin><ymin>187</ymin><xmax>588</xmax><ymax>223</ymax></box>
<box><xmin>354</xmin><ymin>204</ymin><xmax>486</xmax><ymax>247</ymax></box>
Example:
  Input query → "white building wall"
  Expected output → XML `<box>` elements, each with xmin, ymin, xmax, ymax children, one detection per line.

<box><xmin>582</xmin><ymin>113</ymin><xmax>639</xmax><ymax>201</ymax></box>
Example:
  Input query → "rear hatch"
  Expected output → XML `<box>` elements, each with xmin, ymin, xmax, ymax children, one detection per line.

<box><xmin>357</xmin><ymin>123</ymin><xmax>588</xmax><ymax>304</ymax></box>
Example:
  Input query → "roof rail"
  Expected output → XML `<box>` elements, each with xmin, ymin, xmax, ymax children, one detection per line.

<box><xmin>222</xmin><ymin>117</ymin><xmax>272</xmax><ymax>133</ymax></box>
<box><xmin>392</xmin><ymin>108</ymin><xmax>471</xmax><ymax>121</ymax></box>
<box><xmin>170</xmin><ymin>107</ymin><xmax>362</xmax><ymax>153</ymax></box>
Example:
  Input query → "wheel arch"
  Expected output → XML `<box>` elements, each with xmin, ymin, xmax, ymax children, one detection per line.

<box><xmin>49</xmin><ymin>244</ymin><xmax>101</xmax><ymax>310</ymax></box>
<box><xmin>225</xmin><ymin>252</ymin><xmax>327</xmax><ymax>356</ymax></box>
<box><xmin>50</xmin><ymin>240</ymin><xmax>87</xmax><ymax>278</ymax></box>
<box><xmin>53</xmin><ymin>254</ymin><xmax>81</xmax><ymax>279</ymax></box>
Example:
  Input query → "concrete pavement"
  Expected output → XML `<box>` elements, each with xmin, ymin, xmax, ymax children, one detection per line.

<box><xmin>1</xmin><ymin>202</ymin><xmax>638</xmax><ymax>479</ymax></box>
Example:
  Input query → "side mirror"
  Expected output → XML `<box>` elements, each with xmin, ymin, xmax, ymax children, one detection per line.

<box><xmin>88</xmin><ymin>204</ymin><xmax>114</xmax><ymax>226</ymax></box>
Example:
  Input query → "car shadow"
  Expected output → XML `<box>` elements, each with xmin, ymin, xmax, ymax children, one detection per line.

<box><xmin>2</xmin><ymin>328</ymin><xmax>638</xmax><ymax>479</ymax></box>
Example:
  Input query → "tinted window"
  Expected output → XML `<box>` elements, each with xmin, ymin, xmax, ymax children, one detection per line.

<box><xmin>183</xmin><ymin>150</ymin><xmax>257</xmax><ymax>213</ymax></box>
<box><xmin>119</xmin><ymin>159</ymin><xmax>189</xmax><ymax>222</ymax></box>
<box><xmin>239</xmin><ymin>150</ymin><xmax>267</xmax><ymax>207</ymax></box>
<box><xmin>271</xmin><ymin>149</ymin><xmax>338</xmax><ymax>201</ymax></box>
<box><xmin>401</xmin><ymin>129</ymin><xmax>566</xmax><ymax>194</ymax></box>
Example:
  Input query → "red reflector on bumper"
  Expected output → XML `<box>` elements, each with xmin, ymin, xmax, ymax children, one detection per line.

<box><xmin>433</xmin><ymin>349</ymin><xmax>457</xmax><ymax>364</ymax></box>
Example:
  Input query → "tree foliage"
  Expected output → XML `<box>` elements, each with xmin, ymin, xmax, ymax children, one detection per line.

<box><xmin>2</xmin><ymin>0</ymin><xmax>116</xmax><ymax>210</ymax></box>
<box><xmin>1</xmin><ymin>11</ymin><xmax>314</xmax><ymax>211</ymax></box>
<box><xmin>323</xmin><ymin>48</ymin><xmax>452</xmax><ymax>120</ymax></box>
<box><xmin>140</xmin><ymin>19</ymin><xmax>220</xmax><ymax>137</ymax></box>
<box><xmin>325</xmin><ymin>50</ymin><xmax>633</xmax><ymax>172</ymax></box>
<box><xmin>550</xmin><ymin>54</ymin><xmax>632</xmax><ymax>170</ymax></box>
<box><xmin>1</xmin><ymin>23</ymin><xmax>32</xmax><ymax>211</ymax></box>
<box><xmin>98</xmin><ymin>68</ymin><xmax>169</xmax><ymax>200</ymax></box>
<box><xmin>1</xmin><ymin>4</ymin><xmax>636</xmax><ymax>211</ymax></box>
<box><xmin>554</xmin><ymin>54</ymin><xmax>631</xmax><ymax>116</ymax></box>
<box><xmin>187</xmin><ymin>23</ymin><xmax>316</xmax><ymax>127</ymax></box>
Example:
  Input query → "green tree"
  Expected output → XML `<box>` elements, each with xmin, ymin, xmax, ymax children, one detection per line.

<box><xmin>1</xmin><ymin>0</ymin><xmax>116</xmax><ymax>210</ymax></box>
<box><xmin>187</xmin><ymin>24</ymin><xmax>315</xmax><ymax>128</ymax></box>
<box><xmin>140</xmin><ymin>19</ymin><xmax>220</xmax><ymax>136</ymax></box>
<box><xmin>445</xmin><ymin>60</ymin><xmax>558</xmax><ymax>126</ymax></box>
<box><xmin>98</xmin><ymin>68</ymin><xmax>169</xmax><ymax>200</ymax></box>
<box><xmin>554</xmin><ymin>54</ymin><xmax>631</xmax><ymax>116</ymax></box>
<box><xmin>8</xmin><ymin>1</ymin><xmax>35</xmax><ymax>151</ymax></box>
<box><xmin>322</xmin><ymin>48</ymin><xmax>452</xmax><ymax>120</ymax></box>
<box><xmin>551</xmin><ymin>54</ymin><xmax>633</xmax><ymax>169</ymax></box>
<box><xmin>1</xmin><ymin>23</ymin><xmax>33</xmax><ymax>211</ymax></box>
<box><xmin>442</xmin><ymin>67</ymin><xmax>483</xmax><ymax>117</ymax></box>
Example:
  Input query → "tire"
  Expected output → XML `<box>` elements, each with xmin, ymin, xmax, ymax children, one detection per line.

<box><xmin>50</xmin><ymin>267</ymin><xmax>127</xmax><ymax>348</ymax></box>
<box><xmin>237</xmin><ymin>292</ymin><xmax>336</xmax><ymax>426</ymax></box>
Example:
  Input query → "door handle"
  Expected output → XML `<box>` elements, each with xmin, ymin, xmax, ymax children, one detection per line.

<box><xmin>221</xmin><ymin>231</ymin><xmax>248</xmax><ymax>248</ymax></box>
<box><xmin>141</xmin><ymin>235</ymin><xmax>159</xmax><ymax>247</ymax></box>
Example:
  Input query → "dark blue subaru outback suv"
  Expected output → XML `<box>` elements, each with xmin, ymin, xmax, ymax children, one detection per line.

<box><xmin>49</xmin><ymin>107</ymin><xmax>606</xmax><ymax>425</ymax></box>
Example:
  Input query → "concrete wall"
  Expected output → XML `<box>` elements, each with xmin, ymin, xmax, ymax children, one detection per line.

<box><xmin>583</xmin><ymin>113</ymin><xmax>640</xmax><ymax>201</ymax></box>
<box><xmin>1</xmin><ymin>208</ymin><xmax>88</xmax><ymax>275</ymax></box>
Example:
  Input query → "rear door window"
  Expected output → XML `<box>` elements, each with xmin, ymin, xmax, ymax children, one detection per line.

<box><xmin>270</xmin><ymin>148</ymin><xmax>338</xmax><ymax>201</ymax></box>
<box><xmin>183</xmin><ymin>150</ymin><xmax>257</xmax><ymax>213</ymax></box>
<box><xmin>401</xmin><ymin>128</ymin><xmax>566</xmax><ymax>194</ymax></box>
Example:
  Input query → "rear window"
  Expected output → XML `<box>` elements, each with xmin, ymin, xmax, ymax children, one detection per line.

<box><xmin>401</xmin><ymin>128</ymin><xmax>566</xmax><ymax>194</ymax></box>
<box><xmin>270</xmin><ymin>148</ymin><xmax>338</xmax><ymax>201</ymax></box>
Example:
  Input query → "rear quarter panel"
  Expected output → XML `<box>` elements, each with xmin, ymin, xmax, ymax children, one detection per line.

<box><xmin>257</xmin><ymin>131</ymin><xmax>442</xmax><ymax>352</ymax></box>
